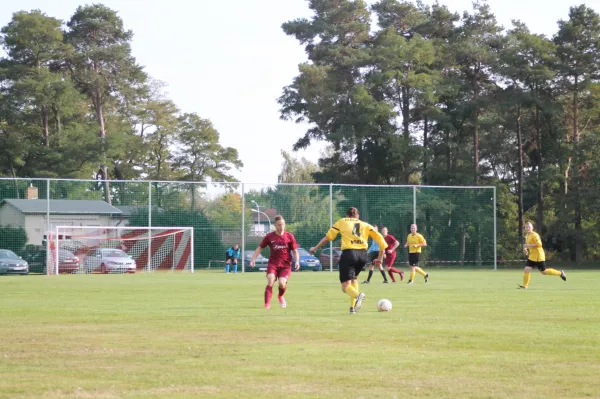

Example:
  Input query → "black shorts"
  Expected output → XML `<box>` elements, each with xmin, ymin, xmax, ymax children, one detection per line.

<box><xmin>226</xmin><ymin>256</ymin><xmax>237</xmax><ymax>263</ymax></box>
<box><xmin>368</xmin><ymin>251</ymin><xmax>379</xmax><ymax>263</ymax></box>
<box><xmin>526</xmin><ymin>259</ymin><xmax>546</xmax><ymax>271</ymax></box>
<box><xmin>338</xmin><ymin>249</ymin><xmax>368</xmax><ymax>283</ymax></box>
<box><xmin>408</xmin><ymin>253</ymin><xmax>420</xmax><ymax>266</ymax></box>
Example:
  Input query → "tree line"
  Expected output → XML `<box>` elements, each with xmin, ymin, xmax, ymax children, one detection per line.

<box><xmin>1</xmin><ymin>1</ymin><xmax>600</xmax><ymax>263</ymax></box>
<box><xmin>279</xmin><ymin>0</ymin><xmax>600</xmax><ymax>263</ymax></box>
<box><xmin>0</xmin><ymin>5</ymin><xmax>243</xmax><ymax>204</ymax></box>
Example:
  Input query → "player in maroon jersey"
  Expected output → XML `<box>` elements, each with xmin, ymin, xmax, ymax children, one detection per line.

<box><xmin>381</xmin><ymin>226</ymin><xmax>404</xmax><ymax>282</ymax></box>
<box><xmin>249</xmin><ymin>215</ymin><xmax>300</xmax><ymax>309</ymax></box>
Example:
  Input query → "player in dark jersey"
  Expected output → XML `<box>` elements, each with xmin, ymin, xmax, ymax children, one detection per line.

<box><xmin>381</xmin><ymin>227</ymin><xmax>404</xmax><ymax>282</ymax></box>
<box><xmin>249</xmin><ymin>215</ymin><xmax>300</xmax><ymax>309</ymax></box>
<box><xmin>309</xmin><ymin>207</ymin><xmax>387</xmax><ymax>314</ymax></box>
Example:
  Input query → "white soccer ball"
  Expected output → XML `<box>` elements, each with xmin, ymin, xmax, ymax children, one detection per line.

<box><xmin>377</xmin><ymin>299</ymin><xmax>392</xmax><ymax>312</ymax></box>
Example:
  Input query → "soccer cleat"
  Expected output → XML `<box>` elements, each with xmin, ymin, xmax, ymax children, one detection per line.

<box><xmin>279</xmin><ymin>296</ymin><xmax>287</xmax><ymax>308</ymax></box>
<box><xmin>517</xmin><ymin>284</ymin><xmax>527</xmax><ymax>289</ymax></box>
<box><xmin>399</xmin><ymin>271</ymin><xmax>405</xmax><ymax>281</ymax></box>
<box><xmin>349</xmin><ymin>307</ymin><xmax>356</xmax><ymax>314</ymax></box>
<box><xmin>407</xmin><ymin>280</ymin><xmax>413</xmax><ymax>285</ymax></box>
<box><xmin>424</xmin><ymin>273</ymin><xmax>429</xmax><ymax>283</ymax></box>
<box><xmin>383</xmin><ymin>280</ymin><xmax>389</xmax><ymax>283</ymax></box>
<box><xmin>362</xmin><ymin>280</ymin><xmax>370</xmax><ymax>284</ymax></box>
<box><xmin>355</xmin><ymin>292</ymin><xmax>366</xmax><ymax>311</ymax></box>
<box><xmin>264</xmin><ymin>303</ymin><xmax>271</xmax><ymax>309</ymax></box>
<box><xmin>560</xmin><ymin>270</ymin><xmax>567</xmax><ymax>281</ymax></box>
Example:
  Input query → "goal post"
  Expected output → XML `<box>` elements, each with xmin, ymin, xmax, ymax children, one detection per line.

<box><xmin>47</xmin><ymin>226</ymin><xmax>194</xmax><ymax>275</ymax></box>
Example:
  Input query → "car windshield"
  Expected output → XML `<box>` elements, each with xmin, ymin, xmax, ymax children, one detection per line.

<box><xmin>101</xmin><ymin>250</ymin><xmax>128</xmax><ymax>258</ymax></box>
<box><xmin>0</xmin><ymin>250</ymin><xmax>19</xmax><ymax>259</ymax></box>
<box><xmin>244</xmin><ymin>250</ymin><xmax>264</xmax><ymax>259</ymax></box>
<box><xmin>296</xmin><ymin>248</ymin><xmax>311</xmax><ymax>256</ymax></box>
<box><xmin>59</xmin><ymin>250</ymin><xmax>75</xmax><ymax>258</ymax></box>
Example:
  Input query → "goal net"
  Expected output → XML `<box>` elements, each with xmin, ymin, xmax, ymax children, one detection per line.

<box><xmin>46</xmin><ymin>226</ymin><xmax>194</xmax><ymax>275</ymax></box>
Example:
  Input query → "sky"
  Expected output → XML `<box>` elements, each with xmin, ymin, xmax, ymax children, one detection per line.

<box><xmin>1</xmin><ymin>0</ymin><xmax>598</xmax><ymax>184</ymax></box>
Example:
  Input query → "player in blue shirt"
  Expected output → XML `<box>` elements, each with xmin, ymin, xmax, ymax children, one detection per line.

<box><xmin>225</xmin><ymin>244</ymin><xmax>241</xmax><ymax>273</ymax></box>
<box><xmin>362</xmin><ymin>225</ymin><xmax>389</xmax><ymax>283</ymax></box>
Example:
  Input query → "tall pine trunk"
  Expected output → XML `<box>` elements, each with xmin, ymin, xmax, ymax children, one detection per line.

<box><xmin>517</xmin><ymin>99</ymin><xmax>524</xmax><ymax>243</ymax></box>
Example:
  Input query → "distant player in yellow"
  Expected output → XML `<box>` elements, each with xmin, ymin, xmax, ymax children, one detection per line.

<box><xmin>310</xmin><ymin>207</ymin><xmax>387</xmax><ymax>314</ymax></box>
<box><xmin>404</xmin><ymin>224</ymin><xmax>429</xmax><ymax>284</ymax></box>
<box><xmin>518</xmin><ymin>222</ymin><xmax>566</xmax><ymax>289</ymax></box>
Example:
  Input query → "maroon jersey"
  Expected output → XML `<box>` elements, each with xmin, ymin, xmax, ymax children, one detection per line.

<box><xmin>384</xmin><ymin>235</ymin><xmax>398</xmax><ymax>253</ymax></box>
<box><xmin>259</xmin><ymin>231</ymin><xmax>298</xmax><ymax>267</ymax></box>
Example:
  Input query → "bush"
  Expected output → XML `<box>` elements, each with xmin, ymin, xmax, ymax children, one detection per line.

<box><xmin>0</xmin><ymin>226</ymin><xmax>28</xmax><ymax>252</ymax></box>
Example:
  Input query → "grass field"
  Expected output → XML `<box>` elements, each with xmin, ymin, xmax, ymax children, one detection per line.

<box><xmin>0</xmin><ymin>270</ymin><xmax>599</xmax><ymax>399</ymax></box>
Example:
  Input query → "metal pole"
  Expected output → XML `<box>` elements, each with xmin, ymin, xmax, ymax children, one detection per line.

<box><xmin>413</xmin><ymin>186</ymin><xmax>417</xmax><ymax>225</ymax></box>
<box><xmin>55</xmin><ymin>225</ymin><xmax>59</xmax><ymax>275</ymax></box>
<box><xmin>148</xmin><ymin>181</ymin><xmax>152</xmax><ymax>273</ymax></box>
<box><xmin>46</xmin><ymin>179</ymin><xmax>50</xmax><ymax>275</ymax></box>
<box><xmin>190</xmin><ymin>227</ymin><xmax>195</xmax><ymax>273</ymax></box>
<box><xmin>241</xmin><ymin>183</ymin><xmax>245</xmax><ymax>273</ymax></box>
<box><xmin>493</xmin><ymin>186</ymin><xmax>497</xmax><ymax>271</ymax></box>
<box><xmin>329</xmin><ymin>183</ymin><xmax>333</xmax><ymax>272</ymax></box>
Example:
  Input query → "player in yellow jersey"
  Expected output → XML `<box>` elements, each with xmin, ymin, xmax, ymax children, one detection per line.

<box><xmin>404</xmin><ymin>224</ymin><xmax>429</xmax><ymax>284</ymax></box>
<box><xmin>518</xmin><ymin>222</ymin><xmax>566</xmax><ymax>289</ymax></box>
<box><xmin>309</xmin><ymin>207</ymin><xmax>387</xmax><ymax>314</ymax></box>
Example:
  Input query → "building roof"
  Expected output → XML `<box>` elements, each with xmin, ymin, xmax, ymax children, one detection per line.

<box><xmin>113</xmin><ymin>205</ymin><xmax>163</xmax><ymax>217</ymax></box>
<box><xmin>1</xmin><ymin>199</ymin><xmax>122</xmax><ymax>215</ymax></box>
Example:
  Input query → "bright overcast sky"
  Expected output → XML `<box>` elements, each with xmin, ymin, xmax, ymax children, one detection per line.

<box><xmin>1</xmin><ymin>0</ymin><xmax>597</xmax><ymax>183</ymax></box>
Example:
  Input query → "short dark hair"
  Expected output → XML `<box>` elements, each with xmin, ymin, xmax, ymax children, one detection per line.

<box><xmin>346</xmin><ymin>207</ymin><xmax>359</xmax><ymax>218</ymax></box>
<box><xmin>274</xmin><ymin>215</ymin><xmax>284</xmax><ymax>223</ymax></box>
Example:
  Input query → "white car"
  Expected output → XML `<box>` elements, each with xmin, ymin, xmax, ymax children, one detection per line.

<box><xmin>83</xmin><ymin>248</ymin><xmax>136</xmax><ymax>274</ymax></box>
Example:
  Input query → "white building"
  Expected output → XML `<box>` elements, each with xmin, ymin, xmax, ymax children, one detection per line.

<box><xmin>0</xmin><ymin>198</ymin><xmax>122</xmax><ymax>246</ymax></box>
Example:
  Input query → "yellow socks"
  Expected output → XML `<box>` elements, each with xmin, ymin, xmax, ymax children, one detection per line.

<box><xmin>415</xmin><ymin>267</ymin><xmax>427</xmax><ymax>276</ymax></box>
<box><xmin>409</xmin><ymin>271</ymin><xmax>416</xmax><ymax>281</ymax></box>
<box><xmin>523</xmin><ymin>272</ymin><xmax>531</xmax><ymax>288</ymax></box>
<box><xmin>545</xmin><ymin>268</ymin><xmax>561</xmax><ymax>276</ymax></box>
<box><xmin>345</xmin><ymin>285</ymin><xmax>358</xmax><ymax>307</ymax></box>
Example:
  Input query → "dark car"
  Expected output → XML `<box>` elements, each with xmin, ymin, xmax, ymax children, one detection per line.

<box><xmin>243</xmin><ymin>250</ymin><xmax>268</xmax><ymax>271</ymax></box>
<box><xmin>0</xmin><ymin>249</ymin><xmax>29</xmax><ymax>275</ymax></box>
<box><xmin>23</xmin><ymin>248</ymin><xmax>80</xmax><ymax>274</ymax></box>
<box><xmin>319</xmin><ymin>246</ymin><xmax>342</xmax><ymax>268</ymax></box>
<box><xmin>292</xmin><ymin>248</ymin><xmax>322</xmax><ymax>271</ymax></box>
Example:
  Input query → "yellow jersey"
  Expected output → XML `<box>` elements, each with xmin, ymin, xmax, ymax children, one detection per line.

<box><xmin>406</xmin><ymin>233</ymin><xmax>426</xmax><ymax>253</ymax></box>
<box><xmin>326</xmin><ymin>218</ymin><xmax>388</xmax><ymax>251</ymax></box>
<box><xmin>526</xmin><ymin>232</ymin><xmax>545</xmax><ymax>262</ymax></box>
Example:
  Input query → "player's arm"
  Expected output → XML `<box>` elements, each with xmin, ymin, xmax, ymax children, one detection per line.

<box><xmin>310</xmin><ymin>222</ymin><xmax>340</xmax><ymax>254</ymax></box>
<box><xmin>387</xmin><ymin>238</ymin><xmax>400</xmax><ymax>253</ymax></box>
<box><xmin>404</xmin><ymin>236</ymin><xmax>409</xmax><ymax>248</ymax></box>
<box><xmin>250</xmin><ymin>238</ymin><xmax>268</xmax><ymax>267</ymax></box>
<box><xmin>414</xmin><ymin>235</ymin><xmax>427</xmax><ymax>248</ymax></box>
<box><xmin>524</xmin><ymin>234</ymin><xmax>542</xmax><ymax>248</ymax></box>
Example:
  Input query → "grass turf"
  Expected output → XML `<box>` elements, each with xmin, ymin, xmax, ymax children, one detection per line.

<box><xmin>0</xmin><ymin>270</ymin><xmax>598</xmax><ymax>399</ymax></box>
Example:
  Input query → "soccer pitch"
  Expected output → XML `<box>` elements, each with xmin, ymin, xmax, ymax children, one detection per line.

<box><xmin>0</xmin><ymin>270</ymin><xmax>598</xmax><ymax>399</ymax></box>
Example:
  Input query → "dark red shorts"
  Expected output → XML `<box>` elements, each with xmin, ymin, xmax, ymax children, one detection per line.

<box><xmin>266</xmin><ymin>263</ymin><xmax>291</xmax><ymax>279</ymax></box>
<box><xmin>385</xmin><ymin>252</ymin><xmax>397</xmax><ymax>267</ymax></box>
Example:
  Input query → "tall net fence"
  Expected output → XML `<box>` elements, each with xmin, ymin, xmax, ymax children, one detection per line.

<box><xmin>0</xmin><ymin>178</ymin><xmax>495</xmax><ymax>274</ymax></box>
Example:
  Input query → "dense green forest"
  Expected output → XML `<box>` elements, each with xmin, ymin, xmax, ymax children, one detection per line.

<box><xmin>1</xmin><ymin>1</ymin><xmax>600</xmax><ymax>263</ymax></box>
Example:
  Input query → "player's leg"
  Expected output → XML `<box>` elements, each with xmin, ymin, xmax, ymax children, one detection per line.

<box><xmin>377</xmin><ymin>262</ymin><xmax>388</xmax><ymax>282</ymax></box>
<box><xmin>386</xmin><ymin>253</ymin><xmax>403</xmax><ymax>281</ymax></box>
<box><xmin>363</xmin><ymin>256</ymin><xmax>376</xmax><ymax>283</ymax></box>
<box><xmin>352</xmin><ymin>251</ymin><xmax>367</xmax><ymax>311</ymax></box>
<box><xmin>225</xmin><ymin>258</ymin><xmax>231</xmax><ymax>273</ymax></box>
<box><xmin>539</xmin><ymin>262</ymin><xmax>565</xmax><ymax>280</ymax></box>
<box><xmin>518</xmin><ymin>263</ymin><xmax>534</xmax><ymax>289</ymax></box>
<box><xmin>264</xmin><ymin>265</ymin><xmax>277</xmax><ymax>309</ymax></box>
<box><xmin>277</xmin><ymin>267</ymin><xmax>291</xmax><ymax>308</ymax></box>
<box><xmin>233</xmin><ymin>259</ymin><xmax>238</xmax><ymax>273</ymax></box>
<box><xmin>339</xmin><ymin>251</ymin><xmax>359</xmax><ymax>313</ymax></box>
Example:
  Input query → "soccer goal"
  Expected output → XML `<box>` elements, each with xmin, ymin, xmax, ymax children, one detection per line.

<box><xmin>47</xmin><ymin>226</ymin><xmax>194</xmax><ymax>275</ymax></box>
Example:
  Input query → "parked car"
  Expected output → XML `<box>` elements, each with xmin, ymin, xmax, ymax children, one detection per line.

<box><xmin>22</xmin><ymin>248</ymin><xmax>80</xmax><ymax>274</ymax></box>
<box><xmin>0</xmin><ymin>249</ymin><xmax>29</xmax><ymax>275</ymax></box>
<box><xmin>243</xmin><ymin>250</ymin><xmax>268</xmax><ymax>271</ymax></box>
<box><xmin>292</xmin><ymin>248</ymin><xmax>322</xmax><ymax>271</ymax></box>
<box><xmin>319</xmin><ymin>246</ymin><xmax>342</xmax><ymax>268</ymax></box>
<box><xmin>82</xmin><ymin>248</ymin><xmax>136</xmax><ymax>274</ymax></box>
